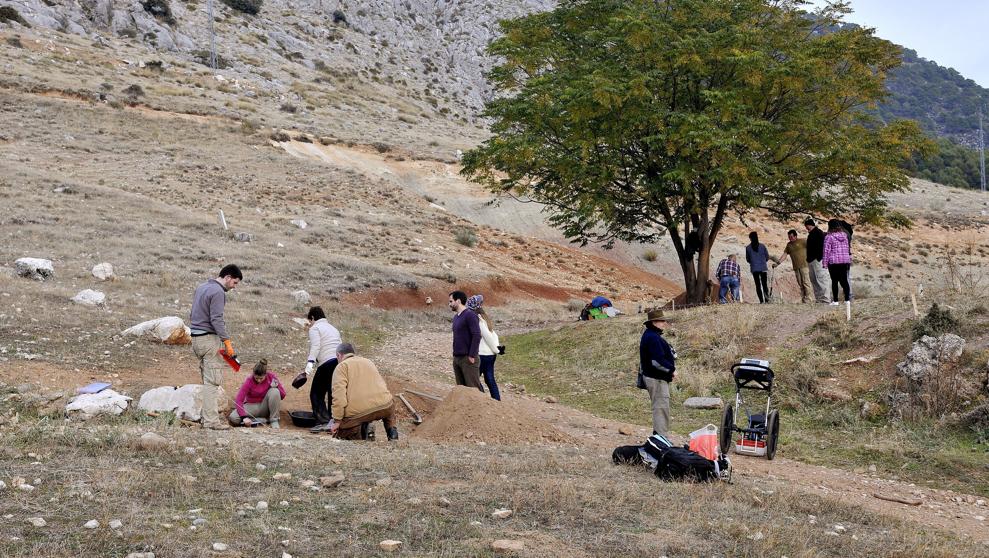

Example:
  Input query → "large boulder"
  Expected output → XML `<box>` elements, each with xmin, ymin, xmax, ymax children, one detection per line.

<box><xmin>137</xmin><ymin>384</ymin><xmax>226</xmax><ymax>422</ymax></box>
<box><xmin>15</xmin><ymin>258</ymin><xmax>54</xmax><ymax>281</ymax></box>
<box><xmin>65</xmin><ymin>389</ymin><xmax>131</xmax><ymax>419</ymax></box>
<box><xmin>72</xmin><ymin>289</ymin><xmax>106</xmax><ymax>307</ymax></box>
<box><xmin>92</xmin><ymin>263</ymin><xmax>115</xmax><ymax>281</ymax></box>
<box><xmin>683</xmin><ymin>397</ymin><xmax>723</xmax><ymax>409</ymax></box>
<box><xmin>896</xmin><ymin>334</ymin><xmax>966</xmax><ymax>384</ymax></box>
<box><xmin>121</xmin><ymin>317</ymin><xmax>191</xmax><ymax>345</ymax></box>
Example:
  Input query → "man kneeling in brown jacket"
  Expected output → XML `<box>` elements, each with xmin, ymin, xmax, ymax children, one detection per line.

<box><xmin>328</xmin><ymin>343</ymin><xmax>399</xmax><ymax>441</ymax></box>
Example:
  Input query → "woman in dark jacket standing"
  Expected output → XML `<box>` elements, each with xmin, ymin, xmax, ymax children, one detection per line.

<box><xmin>745</xmin><ymin>232</ymin><xmax>771</xmax><ymax>303</ymax></box>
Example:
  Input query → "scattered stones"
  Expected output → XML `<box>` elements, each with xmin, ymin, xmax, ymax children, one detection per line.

<box><xmin>255</xmin><ymin>463</ymin><xmax>267</xmax><ymax>471</ymax></box>
<box><xmin>543</xmin><ymin>396</ymin><xmax>557</xmax><ymax>404</ymax></box>
<box><xmin>290</xmin><ymin>219</ymin><xmax>308</xmax><ymax>229</ymax></box>
<box><xmin>437</xmin><ymin>497</ymin><xmax>451</xmax><ymax>507</ymax></box>
<box><xmin>379</xmin><ymin>540</ymin><xmax>403</xmax><ymax>552</ymax></box>
<box><xmin>72</xmin><ymin>289</ymin><xmax>106</xmax><ymax>307</ymax></box>
<box><xmin>125</xmin><ymin>553</ymin><xmax>155</xmax><ymax>558</ymax></box>
<box><xmin>92</xmin><ymin>262</ymin><xmax>115</xmax><ymax>281</ymax></box>
<box><xmin>491</xmin><ymin>508</ymin><xmax>513</xmax><ymax>519</ymax></box>
<box><xmin>121</xmin><ymin>317</ymin><xmax>192</xmax><ymax>345</ymax></box>
<box><xmin>233</xmin><ymin>232</ymin><xmax>253</xmax><ymax>243</ymax></box>
<box><xmin>212</xmin><ymin>542</ymin><xmax>229</xmax><ymax>552</ymax></box>
<box><xmin>84</xmin><ymin>519</ymin><xmax>99</xmax><ymax>529</ymax></box>
<box><xmin>292</xmin><ymin>290</ymin><xmax>311</xmax><ymax>306</ymax></box>
<box><xmin>136</xmin><ymin>432</ymin><xmax>169</xmax><ymax>451</ymax></box>
<box><xmin>109</xmin><ymin>519</ymin><xmax>123</xmax><ymax>530</ymax></box>
<box><xmin>256</xmin><ymin>501</ymin><xmax>269</xmax><ymax>512</ymax></box>
<box><xmin>618</xmin><ymin>425</ymin><xmax>634</xmax><ymax>436</ymax></box>
<box><xmin>683</xmin><ymin>396</ymin><xmax>723</xmax><ymax>409</ymax></box>
<box><xmin>896</xmin><ymin>334</ymin><xmax>966</xmax><ymax>384</ymax></box>
<box><xmin>17</xmin><ymin>483</ymin><xmax>36</xmax><ymax>492</ymax></box>
<box><xmin>26</xmin><ymin>517</ymin><xmax>47</xmax><ymax>527</ymax></box>
<box><xmin>15</xmin><ymin>258</ymin><xmax>54</xmax><ymax>281</ymax></box>
<box><xmin>273</xmin><ymin>473</ymin><xmax>293</xmax><ymax>481</ymax></box>
<box><xmin>193</xmin><ymin>518</ymin><xmax>207</xmax><ymax>527</ymax></box>
<box><xmin>747</xmin><ymin>531</ymin><xmax>765</xmax><ymax>541</ymax></box>
<box><xmin>65</xmin><ymin>389</ymin><xmax>131</xmax><ymax>419</ymax></box>
<box><xmin>320</xmin><ymin>472</ymin><xmax>345</xmax><ymax>488</ymax></box>
<box><xmin>491</xmin><ymin>539</ymin><xmax>524</xmax><ymax>553</ymax></box>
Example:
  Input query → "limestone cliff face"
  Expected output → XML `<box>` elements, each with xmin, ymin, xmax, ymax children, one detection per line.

<box><xmin>1</xmin><ymin>0</ymin><xmax>553</xmax><ymax>116</ymax></box>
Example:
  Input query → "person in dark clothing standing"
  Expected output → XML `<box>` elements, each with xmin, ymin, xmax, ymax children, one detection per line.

<box><xmin>448</xmin><ymin>290</ymin><xmax>483</xmax><ymax>391</ymax></box>
<box><xmin>639</xmin><ymin>309</ymin><xmax>677</xmax><ymax>436</ymax></box>
<box><xmin>804</xmin><ymin>218</ymin><xmax>831</xmax><ymax>303</ymax></box>
<box><xmin>189</xmin><ymin>264</ymin><xmax>242</xmax><ymax>430</ymax></box>
<box><xmin>745</xmin><ymin>232</ymin><xmax>771</xmax><ymax>303</ymax></box>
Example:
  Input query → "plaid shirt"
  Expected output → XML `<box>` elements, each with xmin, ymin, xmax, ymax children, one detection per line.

<box><xmin>716</xmin><ymin>258</ymin><xmax>741</xmax><ymax>279</ymax></box>
<box><xmin>822</xmin><ymin>232</ymin><xmax>852</xmax><ymax>267</ymax></box>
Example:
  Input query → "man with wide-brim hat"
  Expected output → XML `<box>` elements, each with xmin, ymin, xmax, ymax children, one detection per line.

<box><xmin>639</xmin><ymin>309</ymin><xmax>678</xmax><ymax>436</ymax></box>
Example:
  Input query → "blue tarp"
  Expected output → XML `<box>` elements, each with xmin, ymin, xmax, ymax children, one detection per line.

<box><xmin>590</xmin><ymin>296</ymin><xmax>612</xmax><ymax>308</ymax></box>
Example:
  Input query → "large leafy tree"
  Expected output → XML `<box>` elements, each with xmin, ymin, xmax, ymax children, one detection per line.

<box><xmin>462</xmin><ymin>0</ymin><xmax>929</xmax><ymax>303</ymax></box>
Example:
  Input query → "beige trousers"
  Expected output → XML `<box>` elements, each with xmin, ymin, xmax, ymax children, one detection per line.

<box><xmin>793</xmin><ymin>266</ymin><xmax>812</xmax><ymax>303</ymax></box>
<box><xmin>192</xmin><ymin>334</ymin><xmax>224</xmax><ymax>427</ymax></box>
<box><xmin>643</xmin><ymin>376</ymin><xmax>671</xmax><ymax>436</ymax></box>
<box><xmin>807</xmin><ymin>260</ymin><xmax>831</xmax><ymax>303</ymax></box>
<box><xmin>228</xmin><ymin>387</ymin><xmax>282</xmax><ymax>426</ymax></box>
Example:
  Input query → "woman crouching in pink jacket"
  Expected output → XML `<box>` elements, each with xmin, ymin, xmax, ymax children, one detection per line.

<box><xmin>228</xmin><ymin>359</ymin><xmax>286</xmax><ymax>428</ymax></box>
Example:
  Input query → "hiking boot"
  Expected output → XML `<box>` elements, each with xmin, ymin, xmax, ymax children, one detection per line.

<box><xmin>310</xmin><ymin>422</ymin><xmax>333</xmax><ymax>433</ymax></box>
<box><xmin>386</xmin><ymin>427</ymin><xmax>399</xmax><ymax>441</ymax></box>
<box><xmin>269</xmin><ymin>419</ymin><xmax>280</xmax><ymax>430</ymax></box>
<box><xmin>360</xmin><ymin>423</ymin><xmax>376</xmax><ymax>441</ymax></box>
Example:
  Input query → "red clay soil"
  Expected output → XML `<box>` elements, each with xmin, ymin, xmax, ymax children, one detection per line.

<box><xmin>342</xmin><ymin>276</ymin><xmax>579</xmax><ymax>310</ymax></box>
<box><xmin>414</xmin><ymin>386</ymin><xmax>575</xmax><ymax>445</ymax></box>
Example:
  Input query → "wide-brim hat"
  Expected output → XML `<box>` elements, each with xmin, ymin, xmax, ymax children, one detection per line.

<box><xmin>643</xmin><ymin>309</ymin><xmax>672</xmax><ymax>325</ymax></box>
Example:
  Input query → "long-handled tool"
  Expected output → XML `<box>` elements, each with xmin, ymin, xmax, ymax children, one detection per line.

<box><xmin>397</xmin><ymin>393</ymin><xmax>423</xmax><ymax>425</ymax></box>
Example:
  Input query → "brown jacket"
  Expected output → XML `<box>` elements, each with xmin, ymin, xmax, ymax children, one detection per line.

<box><xmin>331</xmin><ymin>354</ymin><xmax>393</xmax><ymax>420</ymax></box>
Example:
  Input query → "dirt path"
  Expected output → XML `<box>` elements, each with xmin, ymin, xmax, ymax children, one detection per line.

<box><xmin>367</xmin><ymin>326</ymin><xmax>989</xmax><ymax>545</ymax></box>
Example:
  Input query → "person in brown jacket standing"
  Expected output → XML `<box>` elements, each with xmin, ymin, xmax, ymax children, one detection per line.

<box><xmin>328</xmin><ymin>343</ymin><xmax>399</xmax><ymax>441</ymax></box>
<box><xmin>772</xmin><ymin>229</ymin><xmax>812</xmax><ymax>303</ymax></box>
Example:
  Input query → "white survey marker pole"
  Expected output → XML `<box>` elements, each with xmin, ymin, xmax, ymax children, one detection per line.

<box><xmin>218</xmin><ymin>210</ymin><xmax>228</xmax><ymax>231</ymax></box>
<box><xmin>207</xmin><ymin>0</ymin><xmax>218</xmax><ymax>71</ymax></box>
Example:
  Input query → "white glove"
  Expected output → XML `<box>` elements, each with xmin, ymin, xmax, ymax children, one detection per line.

<box><xmin>305</xmin><ymin>361</ymin><xmax>314</xmax><ymax>375</ymax></box>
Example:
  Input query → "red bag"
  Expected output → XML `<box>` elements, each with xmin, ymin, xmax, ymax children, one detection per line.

<box><xmin>688</xmin><ymin>424</ymin><xmax>719</xmax><ymax>461</ymax></box>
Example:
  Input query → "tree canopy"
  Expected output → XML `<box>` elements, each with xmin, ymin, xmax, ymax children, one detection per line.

<box><xmin>461</xmin><ymin>0</ymin><xmax>929</xmax><ymax>302</ymax></box>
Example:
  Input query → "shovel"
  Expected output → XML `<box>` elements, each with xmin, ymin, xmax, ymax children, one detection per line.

<box><xmin>397</xmin><ymin>393</ymin><xmax>423</xmax><ymax>425</ymax></box>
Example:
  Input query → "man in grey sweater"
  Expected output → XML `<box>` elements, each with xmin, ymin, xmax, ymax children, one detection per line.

<box><xmin>189</xmin><ymin>264</ymin><xmax>242</xmax><ymax>430</ymax></box>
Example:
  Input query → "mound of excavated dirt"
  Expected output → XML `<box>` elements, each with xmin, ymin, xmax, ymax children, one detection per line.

<box><xmin>414</xmin><ymin>386</ymin><xmax>575</xmax><ymax>445</ymax></box>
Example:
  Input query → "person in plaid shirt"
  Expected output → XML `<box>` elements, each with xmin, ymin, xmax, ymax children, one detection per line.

<box><xmin>822</xmin><ymin>219</ymin><xmax>852</xmax><ymax>305</ymax></box>
<box><xmin>716</xmin><ymin>254</ymin><xmax>741</xmax><ymax>303</ymax></box>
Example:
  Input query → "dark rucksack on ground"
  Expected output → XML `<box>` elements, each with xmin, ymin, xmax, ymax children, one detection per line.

<box><xmin>614</xmin><ymin>433</ymin><xmax>724</xmax><ymax>482</ymax></box>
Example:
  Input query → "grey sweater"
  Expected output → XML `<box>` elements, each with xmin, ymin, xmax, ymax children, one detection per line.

<box><xmin>190</xmin><ymin>279</ymin><xmax>229</xmax><ymax>339</ymax></box>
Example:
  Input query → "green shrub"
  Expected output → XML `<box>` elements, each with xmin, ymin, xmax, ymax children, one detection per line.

<box><xmin>0</xmin><ymin>6</ymin><xmax>30</xmax><ymax>27</ymax></box>
<box><xmin>912</xmin><ymin>303</ymin><xmax>959</xmax><ymax>340</ymax></box>
<box><xmin>453</xmin><ymin>227</ymin><xmax>477</xmax><ymax>247</ymax></box>
<box><xmin>220</xmin><ymin>0</ymin><xmax>262</xmax><ymax>15</ymax></box>
<box><xmin>141</xmin><ymin>0</ymin><xmax>176</xmax><ymax>25</ymax></box>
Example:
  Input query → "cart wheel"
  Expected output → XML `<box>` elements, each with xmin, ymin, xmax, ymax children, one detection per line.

<box><xmin>719</xmin><ymin>405</ymin><xmax>734</xmax><ymax>455</ymax></box>
<box><xmin>766</xmin><ymin>409</ymin><xmax>780</xmax><ymax>460</ymax></box>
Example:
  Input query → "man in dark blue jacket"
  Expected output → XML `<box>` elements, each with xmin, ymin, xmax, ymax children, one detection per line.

<box><xmin>639</xmin><ymin>309</ymin><xmax>677</xmax><ymax>436</ymax></box>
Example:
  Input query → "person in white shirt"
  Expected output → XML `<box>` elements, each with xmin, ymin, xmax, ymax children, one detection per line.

<box><xmin>467</xmin><ymin>295</ymin><xmax>501</xmax><ymax>401</ymax></box>
<box><xmin>302</xmin><ymin>306</ymin><xmax>342</xmax><ymax>432</ymax></box>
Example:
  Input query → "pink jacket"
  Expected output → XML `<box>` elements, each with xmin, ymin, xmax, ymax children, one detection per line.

<box><xmin>822</xmin><ymin>232</ymin><xmax>851</xmax><ymax>268</ymax></box>
<box><xmin>234</xmin><ymin>372</ymin><xmax>286</xmax><ymax>417</ymax></box>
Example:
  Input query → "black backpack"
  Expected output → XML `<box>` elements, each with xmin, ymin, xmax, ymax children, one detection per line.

<box><xmin>632</xmin><ymin>434</ymin><xmax>720</xmax><ymax>482</ymax></box>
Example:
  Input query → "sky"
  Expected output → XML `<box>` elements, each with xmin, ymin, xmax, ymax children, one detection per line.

<box><xmin>806</xmin><ymin>1</ymin><xmax>989</xmax><ymax>88</ymax></box>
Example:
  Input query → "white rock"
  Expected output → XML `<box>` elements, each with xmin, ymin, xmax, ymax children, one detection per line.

<box><xmin>137</xmin><ymin>384</ymin><xmax>226</xmax><ymax>422</ymax></box>
<box><xmin>256</xmin><ymin>463</ymin><xmax>266</xmax><ymax>471</ymax></box>
<box><xmin>136</xmin><ymin>432</ymin><xmax>169</xmax><ymax>451</ymax></box>
<box><xmin>66</xmin><ymin>389</ymin><xmax>131</xmax><ymax>419</ymax></box>
<box><xmin>26</xmin><ymin>517</ymin><xmax>47</xmax><ymax>527</ymax></box>
<box><xmin>0</xmin><ymin>480</ymin><xmax>6</xmax><ymax>490</ymax></box>
<box><xmin>125</xmin><ymin>553</ymin><xmax>156</xmax><ymax>558</ymax></box>
<box><xmin>84</xmin><ymin>519</ymin><xmax>99</xmax><ymax>529</ymax></box>
<box><xmin>109</xmin><ymin>519</ymin><xmax>123</xmax><ymax>529</ymax></box>
<box><xmin>256</xmin><ymin>501</ymin><xmax>269</xmax><ymax>511</ymax></box>
<box><xmin>683</xmin><ymin>397</ymin><xmax>723</xmax><ymax>409</ymax></box>
<box><xmin>491</xmin><ymin>508</ymin><xmax>513</xmax><ymax>519</ymax></box>
<box><xmin>233</xmin><ymin>232</ymin><xmax>253</xmax><ymax>243</ymax></box>
<box><xmin>121</xmin><ymin>317</ymin><xmax>191</xmax><ymax>345</ymax></box>
<box><xmin>292</xmin><ymin>290</ymin><xmax>311</xmax><ymax>306</ymax></box>
<box><xmin>17</xmin><ymin>484</ymin><xmax>36</xmax><ymax>492</ymax></box>
<box><xmin>72</xmin><ymin>289</ymin><xmax>106</xmax><ymax>307</ymax></box>
<box><xmin>212</xmin><ymin>542</ymin><xmax>229</xmax><ymax>552</ymax></box>
<box><xmin>379</xmin><ymin>540</ymin><xmax>402</xmax><ymax>552</ymax></box>
<box><xmin>290</xmin><ymin>219</ymin><xmax>308</xmax><ymax>229</ymax></box>
<box><xmin>491</xmin><ymin>539</ymin><xmax>524</xmax><ymax>553</ymax></box>
<box><xmin>92</xmin><ymin>263</ymin><xmax>115</xmax><ymax>281</ymax></box>
<box><xmin>282</xmin><ymin>553</ymin><xmax>292</xmax><ymax>558</ymax></box>
<box><xmin>15</xmin><ymin>258</ymin><xmax>54</xmax><ymax>281</ymax></box>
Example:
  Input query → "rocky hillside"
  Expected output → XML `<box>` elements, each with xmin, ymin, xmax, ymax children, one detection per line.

<box><xmin>1</xmin><ymin>0</ymin><xmax>550</xmax><ymax>118</ymax></box>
